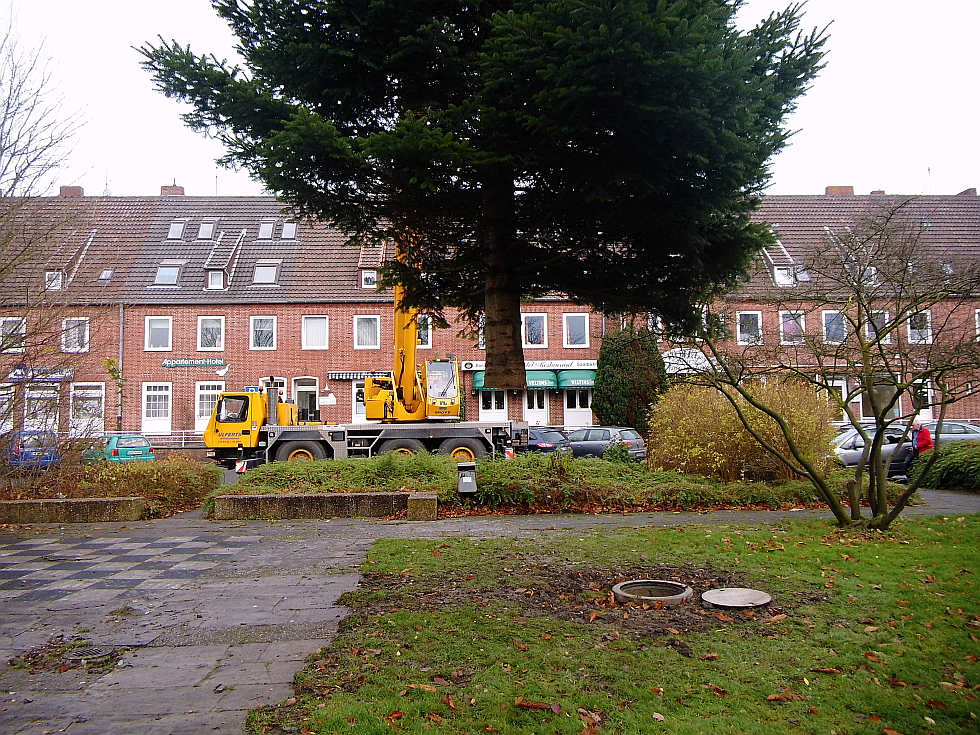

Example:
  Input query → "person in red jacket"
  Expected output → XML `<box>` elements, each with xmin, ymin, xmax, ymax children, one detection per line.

<box><xmin>911</xmin><ymin>419</ymin><xmax>934</xmax><ymax>458</ymax></box>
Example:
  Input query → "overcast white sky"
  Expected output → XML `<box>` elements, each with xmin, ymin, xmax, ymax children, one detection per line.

<box><xmin>3</xmin><ymin>0</ymin><xmax>978</xmax><ymax>197</ymax></box>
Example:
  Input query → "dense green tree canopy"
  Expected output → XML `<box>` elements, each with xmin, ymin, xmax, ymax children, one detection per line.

<box><xmin>593</xmin><ymin>326</ymin><xmax>669</xmax><ymax>430</ymax></box>
<box><xmin>140</xmin><ymin>0</ymin><xmax>826</xmax><ymax>388</ymax></box>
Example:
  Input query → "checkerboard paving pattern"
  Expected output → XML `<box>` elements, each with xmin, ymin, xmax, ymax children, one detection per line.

<box><xmin>0</xmin><ymin>535</ymin><xmax>261</xmax><ymax>604</ymax></box>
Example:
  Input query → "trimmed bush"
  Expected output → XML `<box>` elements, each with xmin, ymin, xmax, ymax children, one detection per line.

<box><xmin>909</xmin><ymin>440</ymin><xmax>980</xmax><ymax>490</ymax></box>
<box><xmin>647</xmin><ymin>381</ymin><xmax>838</xmax><ymax>482</ymax></box>
<box><xmin>0</xmin><ymin>457</ymin><xmax>221</xmax><ymax>517</ymax></box>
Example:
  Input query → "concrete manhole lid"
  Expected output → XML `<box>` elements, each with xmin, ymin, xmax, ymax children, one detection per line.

<box><xmin>611</xmin><ymin>579</ymin><xmax>693</xmax><ymax>607</ymax></box>
<box><xmin>701</xmin><ymin>587</ymin><xmax>772</xmax><ymax>609</ymax></box>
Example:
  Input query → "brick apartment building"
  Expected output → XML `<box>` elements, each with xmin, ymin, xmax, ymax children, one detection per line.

<box><xmin>0</xmin><ymin>184</ymin><xmax>977</xmax><ymax>439</ymax></box>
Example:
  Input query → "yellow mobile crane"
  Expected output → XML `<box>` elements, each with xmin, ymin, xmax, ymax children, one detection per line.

<box><xmin>204</xmin><ymin>235</ymin><xmax>527</xmax><ymax>469</ymax></box>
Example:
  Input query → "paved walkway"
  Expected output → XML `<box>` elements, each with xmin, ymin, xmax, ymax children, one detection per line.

<box><xmin>1</xmin><ymin>490</ymin><xmax>977</xmax><ymax>734</ymax></box>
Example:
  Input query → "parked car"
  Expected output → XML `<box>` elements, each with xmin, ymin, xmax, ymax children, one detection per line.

<box><xmin>82</xmin><ymin>434</ymin><xmax>156</xmax><ymax>463</ymax></box>
<box><xmin>520</xmin><ymin>427</ymin><xmax>572</xmax><ymax>455</ymax></box>
<box><xmin>4</xmin><ymin>430</ymin><xmax>61</xmax><ymax>469</ymax></box>
<box><xmin>833</xmin><ymin>421</ymin><xmax>980</xmax><ymax>477</ymax></box>
<box><xmin>566</xmin><ymin>427</ymin><xmax>647</xmax><ymax>461</ymax></box>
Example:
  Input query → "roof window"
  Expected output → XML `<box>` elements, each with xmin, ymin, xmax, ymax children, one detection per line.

<box><xmin>154</xmin><ymin>265</ymin><xmax>181</xmax><ymax>286</ymax></box>
<box><xmin>361</xmin><ymin>269</ymin><xmax>377</xmax><ymax>289</ymax></box>
<box><xmin>207</xmin><ymin>270</ymin><xmax>224</xmax><ymax>290</ymax></box>
<box><xmin>773</xmin><ymin>266</ymin><xmax>795</xmax><ymax>287</ymax></box>
<box><xmin>258</xmin><ymin>220</ymin><xmax>275</xmax><ymax>239</ymax></box>
<box><xmin>281</xmin><ymin>221</ymin><xmax>296</xmax><ymax>239</ymax></box>
<box><xmin>198</xmin><ymin>221</ymin><xmax>216</xmax><ymax>240</ymax></box>
<box><xmin>98</xmin><ymin>269</ymin><xmax>113</xmax><ymax>281</ymax></box>
<box><xmin>252</xmin><ymin>261</ymin><xmax>280</xmax><ymax>285</ymax></box>
<box><xmin>44</xmin><ymin>270</ymin><xmax>64</xmax><ymax>290</ymax></box>
<box><xmin>167</xmin><ymin>220</ymin><xmax>186</xmax><ymax>239</ymax></box>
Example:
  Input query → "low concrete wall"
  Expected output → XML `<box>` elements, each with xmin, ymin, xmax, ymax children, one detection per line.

<box><xmin>0</xmin><ymin>497</ymin><xmax>147</xmax><ymax>524</ymax></box>
<box><xmin>212</xmin><ymin>491</ymin><xmax>438</xmax><ymax>521</ymax></box>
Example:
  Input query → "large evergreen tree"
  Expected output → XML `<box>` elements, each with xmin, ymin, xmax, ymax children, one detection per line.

<box><xmin>140</xmin><ymin>0</ymin><xmax>826</xmax><ymax>388</ymax></box>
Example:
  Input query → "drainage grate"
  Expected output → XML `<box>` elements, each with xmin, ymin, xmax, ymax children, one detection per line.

<box><xmin>701</xmin><ymin>587</ymin><xmax>772</xmax><ymax>609</ymax></box>
<box><xmin>66</xmin><ymin>647</ymin><xmax>114</xmax><ymax>665</ymax></box>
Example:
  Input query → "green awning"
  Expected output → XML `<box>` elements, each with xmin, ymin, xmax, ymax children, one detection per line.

<box><xmin>557</xmin><ymin>369</ymin><xmax>595</xmax><ymax>388</ymax></box>
<box><xmin>472</xmin><ymin>370</ymin><xmax>558</xmax><ymax>390</ymax></box>
<box><xmin>525</xmin><ymin>370</ymin><xmax>557</xmax><ymax>389</ymax></box>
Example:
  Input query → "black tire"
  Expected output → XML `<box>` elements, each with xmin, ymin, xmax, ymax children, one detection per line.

<box><xmin>275</xmin><ymin>441</ymin><xmax>327</xmax><ymax>462</ymax></box>
<box><xmin>379</xmin><ymin>438</ymin><xmax>427</xmax><ymax>456</ymax></box>
<box><xmin>437</xmin><ymin>437</ymin><xmax>487</xmax><ymax>461</ymax></box>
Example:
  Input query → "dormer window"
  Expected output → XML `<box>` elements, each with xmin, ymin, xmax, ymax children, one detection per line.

<box><xmin>198</xmin><ymin>221</ymin><xmax>216</xmax><ymax>240</ymax></box>
<box><xmin>98</xmin><ymin>269</ymin><xmax>113</xmax><ymax>280</ymax></box>
<box><xmin>281</xmin><ymin>221</ymin><xmax>297</xmax><ymax>239</ymax></box>
<box><xmin>207</xmin><ymin>270</ymin><xmax>224</xmax><ymax>290</ymax></box>
<box><xmin>361</xmin><ymin>269</ymin><xmax>377</xmax><ymax>289</ymax></box>
<box><xmin>258</xmin><ymin>220</ymin><xmax>275</xmax><ymax>239</ymax></box>
<box><xmin>44</xmin><ymin>271</ymin><xmax>64</xmax><ymax>290</ymax></box>
<box><xmin>167</xmin><ymin>220</ymin><xmax>186</xmax><ymax>239</ymax></box>
<box><xmin>252</xmin><ymin>261</ymin><xmax>279</xmax><ymax>285</ymax></box>
<box><xmin>154</xmin><ymin>265</ymin><xmax>181</xmax><ymax>286</ymax></box>
<box><xmin>773</xmin><ymin>266</ymin><xmax>795</xmax><ymax>287</ymax></box>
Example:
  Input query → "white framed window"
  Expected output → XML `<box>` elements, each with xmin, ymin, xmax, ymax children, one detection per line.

<box><xmin>302</xmin><ymin>315</ymin><xmax>330</xmax><ymax>350</ymax></box>
<box><xmin>250</xmin><ymin>316</ymin><xmax>277</xmax><ymax>350</ymax></box>
<box><xmin>0</xmin><ymin>383</ymin><xmax>14</xmax><ymax>433</ymax></box>
<box><xmin>477</xmin><ymin>314</ymin><xmax>486</xmax><ymax>350</ymax></box>
<box><xmin>195</xmin><ymin>381</ymin><xmax>225</xmax><ymax>433</ymax></box>
<box><xmin>197</xmin><ymin>316</ymin><xmax>225</xmax><ymax>351</ymax></box>
<box><xmin>911</xmin><ymin>378</ymin><xmax>933</xmax><ymax>421</ymax></box>
<box><xmin>563</xmin><ymin>313</ymin><xmax>589</xmax><ymax>348</ymax></box>
<box><xmin>354</xmin><ymin>315</ymin><xmax>380</xmax><ymax>349</ymax></box>
<box><xmin>773</xmin><ymin>266</ymin><xmax>795</xmax><ymax>287</ymax></box>
<box><xmin>61</xmin><ymin>317</ymin><xmax>90</xmax><ymax>353</ymax></box>
<box><xmin>258</xmin><ymin>220</ymin><xmax>275</xmax><ymax>239</ymax></box>
<box><xmin>824</xmin><ymin>378</ymin><xmax>849</xmax><ymax>423</ymax></box>
<box><xmin>141</xmin><ymin>382</ymin><xmax>172</xmax><ymax>435</ymax></box>
<box><xmin>24</xmin><ymin>386</ymin><xmax>59</xmax><ymax>432</ymax></box>
<box><xmin>154</xmin><ymin>265</ymin><xmax>181</xmax><ymax>285</ymax></box>
<box><xmin>521</xmin><ymin>313</ymin><xmax>548</xmax><ymax>348</ymax></box>
<box><xmin>0</xmin><ymin>317</ymin><xmax>25</xmax><ymax>353</ymax></box>
<box><xmin>69</xmin><ymin>382</ymin><xmax>104</xmax><ymax>437</ymax></box>
<box><xmin>166</xmin><ymin>220</ymin><xmax>185</xmax><ymax>239</ymax></box>
<box><xmin>908</xmin><ymin>310</ymin><xmax>932</xmax><ymax>344</ymax></box>
<box><xmin>281</xmin><ymin>222</ymin><xmax>297</xmax><ymax>239</ymax></box>
<box><xmin>144</xmin><ymin>316</ymin><xmax>173</xmax><ymax>351</ymax></box>
<box><xmin>361</xmin><ymin>269</ymin><xmax>377</xmax><ymax>289</ymax></box>
<box><xmin>867</xmin><ymin>310</ymin><xmax>891</xmax><ymax>344</ymax></box>
<box><xmin>563</xmin><ymin>389</ymin><xmax>593</xmax><ymax>427</ymax></box>
<box><xmin>252</xmin><ymin>261</ymin><xmax>279</xmax><ymax>285</ymax></box>
<box><xmin>44</xmin><ymin>270</ymin><xmax>64</xmax><ymax>290</ymax></box>
<box><xmin>822</xmin><ymin>310</ymin><xmax>846</xmax><ymax>345</ymax></box>
<box><xmin>779</xmin><ymin>310</ymin><xmax>805</xmax><ymax>345</ymax></box>
<box><xmin>646</xmin><ymin>313</ymin><xmax>663</xmax><ymax>337</ymax></box>
<box><xmin>736</xmin><ymin>311</ymin><xmax>762</xmax><ymax>345</ymax></box>
<box><xmin>197</xmin><ymin>221</ymin><xmax>216</xmax><ymax>239</ymax></box>
<box><xmin>207</xmin><ymin>270</ymin><xmax>224</xmax><ymax>290</ymax></box>
<box><xmin>417</xmin><ymin>315</ymin><xmax>432</xmax><ymax>349</ymax></box>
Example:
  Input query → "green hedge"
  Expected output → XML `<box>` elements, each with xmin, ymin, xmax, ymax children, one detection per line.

<box><xmin>909</xmin><ymin>440</ymin><xmax>980</xmax><ymax>490</ymax></box>
<box><xmin>220</xmin><ymin>452</ymin><xmax>844</xmax><ymax>511</ymax></box>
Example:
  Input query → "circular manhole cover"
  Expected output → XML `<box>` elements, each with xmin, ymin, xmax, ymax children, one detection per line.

<box><xmin>612</xmin><ymin>579</ymin><xmax>693</xmax><ymax>607</ymax></box>
<box><xmin>701</xmin><ymin>587</ymin><xmax>772</xmax><ymax>609</ymax></box>
<box><xmin>66</xmin><ymin>647</ymin><xmax>114</xmax><ymax>665</ymax></box>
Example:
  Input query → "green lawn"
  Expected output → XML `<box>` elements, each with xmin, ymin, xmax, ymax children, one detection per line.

<box><xmin>248</xmin><ymin>516</ymin><xmax>979</xmax><ymax>734</ymax></box>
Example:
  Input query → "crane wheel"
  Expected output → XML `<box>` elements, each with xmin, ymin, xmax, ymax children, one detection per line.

<box><xmin>276</xmin><ymin>441</ymin><xmax>327</xmax><ymax>462</ymax></box>
<box><xmin>379</xmin><ymin>438</ymin><xmax>426</xmax><ymax>456</ymax></box>
<box><xmin>438</xmin><ymin>438</ymin><xmax>487</xmax><ymax>461</ymax></box>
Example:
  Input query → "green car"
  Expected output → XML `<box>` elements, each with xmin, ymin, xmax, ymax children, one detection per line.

<box><xmin>81</xmin><ymin>434</ymin><xmax>156</xmax><ymax>463</ymax></box>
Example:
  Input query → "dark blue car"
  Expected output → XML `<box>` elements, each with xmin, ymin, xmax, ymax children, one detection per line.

<box><xmin>4</xmin><ymin>430</ymin><xmax>61</xmax><ymax>469</ymax></box>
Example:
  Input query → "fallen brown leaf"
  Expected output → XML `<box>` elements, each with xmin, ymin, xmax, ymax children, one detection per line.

<box><xmin>699</xmin><ymin>653</ymin><xmax>720</xmax><ymax>660</ymax></box>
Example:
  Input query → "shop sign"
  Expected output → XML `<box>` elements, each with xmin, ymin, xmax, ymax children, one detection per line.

<box><xmin>161</xmin><ymin>358</ymin><xmax>227</xmax><ymax>368</ymax></box>
<box><xmin>460</xmin><ymin>359</ymin><xmax>597</xmax><ymax>371</ymax></box>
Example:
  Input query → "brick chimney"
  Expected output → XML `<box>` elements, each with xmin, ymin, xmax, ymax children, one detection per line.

<box><xmin>825</xmin><ymin>186</ymin><xmax>854</xmax><ymax>196</ymax></box>
<box><xmin>957</xmin><ymin>187</ymin><xmax>977</xmax><ymax>196</ymax></box>
<box><xmin>59</xmin><ymin>185</ymin><xmax>84</xmax><ymax>198</ymax></box>
<box><xmin>160</xmin><ymin>184</ymin><xmax>185</xmax><ymax>196</ymax></box>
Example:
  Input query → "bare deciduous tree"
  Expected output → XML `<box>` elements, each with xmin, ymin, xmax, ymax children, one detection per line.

<box><xmin>675</xmin><ymin>201</ymin><xmax>980</xmax><ymax>529</ymax></box>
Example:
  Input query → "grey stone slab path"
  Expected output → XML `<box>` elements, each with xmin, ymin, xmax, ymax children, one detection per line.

<box><xmin>0</xmin><ymin>489</ymin><xmax>977</xmax><ymax>734</ymax></box>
